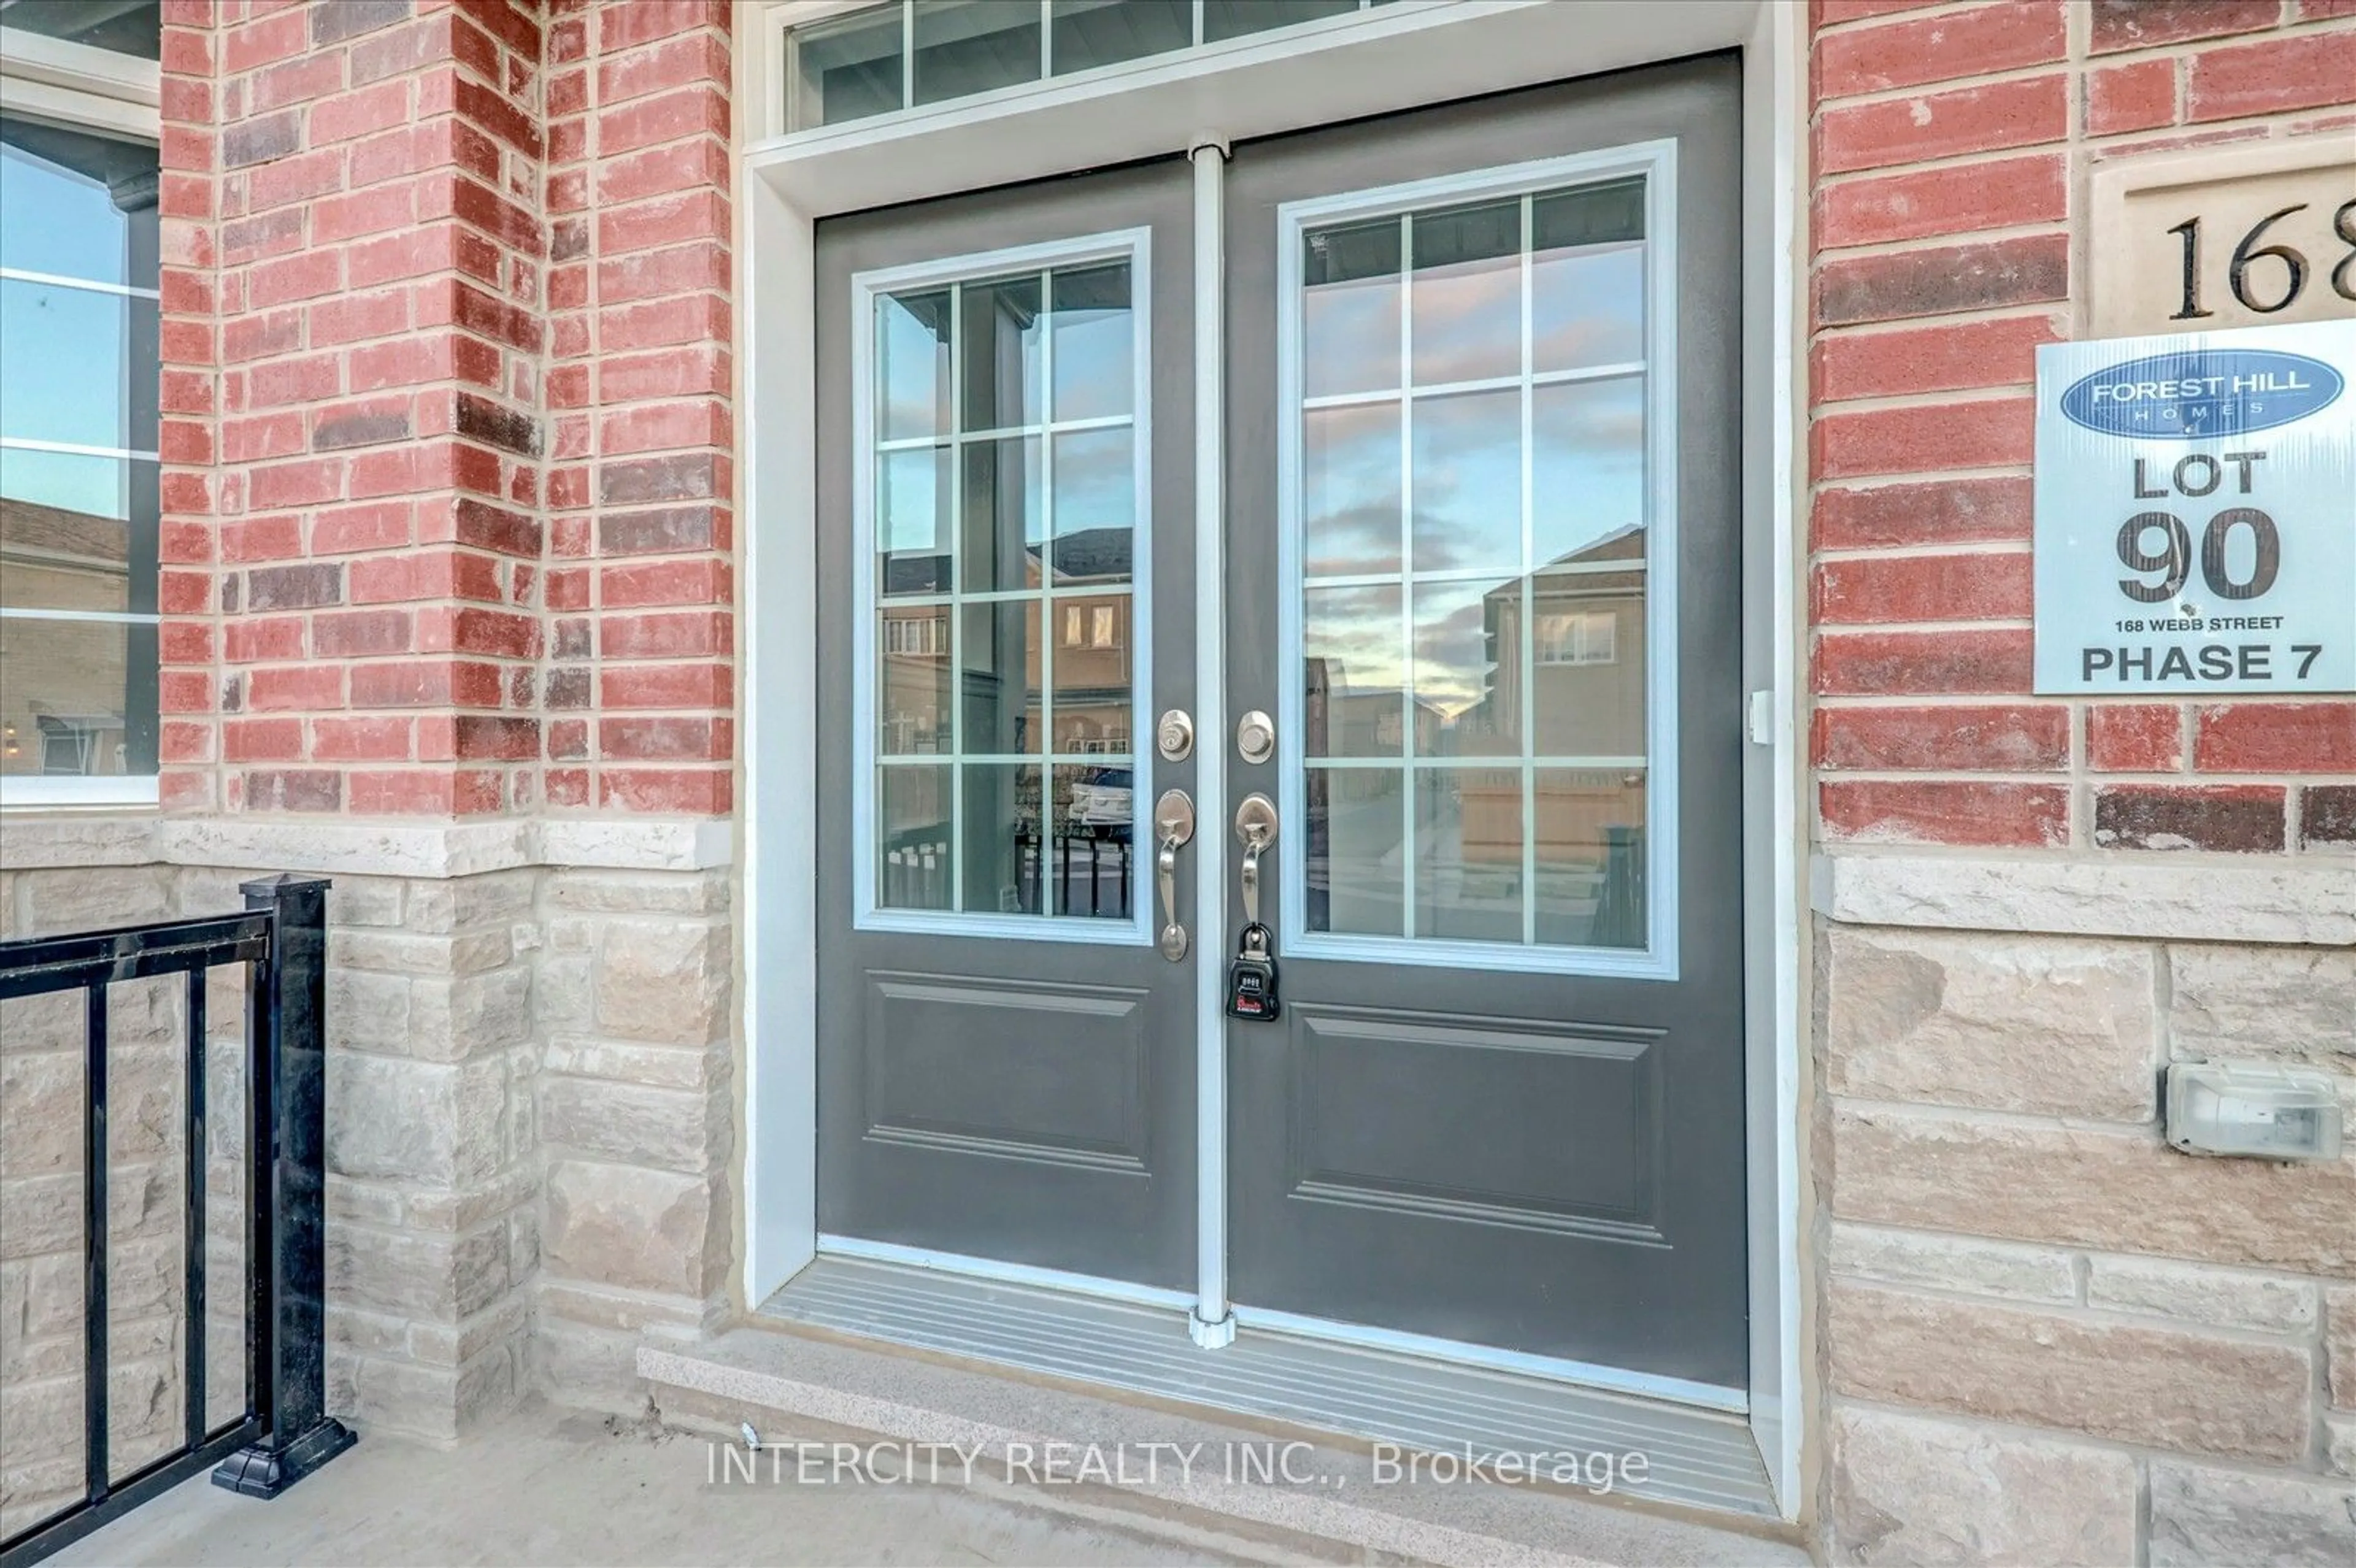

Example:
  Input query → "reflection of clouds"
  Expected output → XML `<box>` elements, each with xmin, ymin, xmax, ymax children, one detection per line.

<box><xmin>1304</xmin><ymin>274</ymin><xmax>1399</xmax><ymax>399</ymax></box>
<box><xmin>1534</xmin><ymin>378</ymin><xmax>1644</xmax><ymax>563</ymax></box>
<box><xmin>1411</xmin><ymin>258</ymin><xmax>1519</xmax><ymax>385</ymax></box>
<box><xmin>1306</xmin><ymin>585</ymin><xmax>1403</xmax><ymax>694</ymax></box>
<box><xmin>1532</xmin><ymin>242</ymin><xmax>1643</xmax><ymax>372</ymax></box>
<box><xmin>1411</xmin><ymin>388</ymin><xmax>1519</xmax><ymax>574</ymax></box>
<box><xmin>1306</xmin><ymin>402</ymin><xmax>1401</xmax><ymax>575</ymax></box>
<box><xmin>1411</xmin><ymin>585</ymin><xmax>1494</xmax><ymax>718</ymax></box>
<box><xmin>1306</xmin><ymin>504</ymin><xmax>1403</xmax><ymax>577</ymax></box>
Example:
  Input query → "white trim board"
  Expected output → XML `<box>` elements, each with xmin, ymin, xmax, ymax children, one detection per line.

<box><xmin>737</xmin><ymin>0</ymin><xmax>1807</xmax><ymax>1521</ymax></box>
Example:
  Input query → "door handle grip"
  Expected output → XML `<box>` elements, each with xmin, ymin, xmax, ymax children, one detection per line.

<box><xmin>1233</xmin><ymin>793</ymin><xmax>1278</xmax><ymax>931</ymax></box>
<box><xmin>1153</xmin><ymin>789</ymin><xmax>1195</xmax><ymax>962</ymax></box>
<box><xmin>1157</xmin><ymin>836</ymin><xmax>1187</xmax><ymax>961</ymax></box>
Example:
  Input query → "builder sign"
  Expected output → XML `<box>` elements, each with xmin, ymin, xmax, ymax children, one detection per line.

<box><xmin>2033</xmin><ymin>320</ymin><xmax>2356</xmax><ymax>694</ymax></box>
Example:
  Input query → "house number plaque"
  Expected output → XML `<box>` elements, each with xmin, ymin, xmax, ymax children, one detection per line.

<box><xmin>2092</xmin><ymin>141</ymin><xmax>2356</xmax><ymax>336</ymax></box>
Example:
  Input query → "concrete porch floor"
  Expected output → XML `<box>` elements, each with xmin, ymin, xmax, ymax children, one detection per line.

<box><xmin>43</xmin><ymin>1401</ymin><xmax>1320</xmax><ymax>1567</ymax></box>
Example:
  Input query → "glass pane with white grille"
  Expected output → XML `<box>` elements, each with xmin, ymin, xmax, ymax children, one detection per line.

<box><xmin>1298</xmin><ymin>176</ymin><xmax>1651</xmax><ymax>952</ymax></box>
<box><xmin>788</xmin><ymin>1</ymin><xmax>1399</xmax><ymax>131</ymax></box>
<box><xmin>0</xmin><ymin>115</ymin><xmax>161</xmax><ymax>781</ymax></box>
<box><xmin>871</xmin><ymin>259</ymin><xmax>1141</xmax><ymax>923</ymax></box>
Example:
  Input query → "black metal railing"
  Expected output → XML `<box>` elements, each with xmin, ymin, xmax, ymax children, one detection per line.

<box><xmin>0</xmin><ymin>875</ymin><xmax>354</xmax><ymax>1568</ymax></box>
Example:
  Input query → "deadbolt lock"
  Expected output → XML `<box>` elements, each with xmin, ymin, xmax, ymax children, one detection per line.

<box><xmin>1157</xmin><ymin>709</ymin><xmax>1195</xmax><ymax>763</ymax></box>
<box><xmin>1236</xmin><ymin>710</ymin><xmax>1275</xmax><ymax>766</ymax></box>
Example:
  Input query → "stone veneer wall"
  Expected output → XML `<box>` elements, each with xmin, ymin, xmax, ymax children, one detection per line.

<box><xmin>0</xmin><ymin>812</ymin><xmax>733</xmax><ymax>1532</ymax></box>
<box><xmin>1806</xmin><ymin>2</ymin><xmax>2356</xmax><ymax>1562</ymax></box>
<box><xmin>9</xmin><ymin>0</ymin><xmax>743</xmax><ymax>1481</ymax></box>
<box><xmin>1</xmin><ymin>849</ymin><xmax>247</xmax><ymax>1535</ymax></box>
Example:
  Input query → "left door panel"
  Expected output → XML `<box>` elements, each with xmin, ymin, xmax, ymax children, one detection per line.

<box><xmin>815</xmin><ymin>158</ymin><xmax>1198</xmax><ymax>1291</ymax></box>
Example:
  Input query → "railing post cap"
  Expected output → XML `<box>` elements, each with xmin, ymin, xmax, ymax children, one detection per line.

<box><xmin>239</xmin><ymin>872</ymin><xmax>334</xmax><ymax>899</ymax></box>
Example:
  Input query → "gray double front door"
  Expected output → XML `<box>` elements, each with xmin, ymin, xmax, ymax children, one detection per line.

<box><xmin>815</xmin><ymin>57</ymin><xmax>1747</xmax><ymax>1393</ymax></box>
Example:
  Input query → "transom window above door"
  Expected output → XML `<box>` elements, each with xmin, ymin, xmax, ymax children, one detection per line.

<box><xmin>852</xmin><ymin>233</ymin><xmax>1152</xmax><ymax>939</ymax></box>
<box><xmin>785</xmin><ymin>1</ymin><xmax>1402</xmax><ymax>133</ymax></box>
<box><xmin>1278</xmin><ymin>148</ymin><xmax>1681</xmax><ymax>978</ymax></box>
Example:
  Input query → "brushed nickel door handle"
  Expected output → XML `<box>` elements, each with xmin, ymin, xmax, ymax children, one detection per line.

<box><xmin>1154</xmin><ymin>789</ymin><xmax>1195</xmax><ymax>961</ymax></box>
<box><xmin>1233</xmin><ymin>792</ymin><xmax>1277</xmax><ymax>929</ymax></box>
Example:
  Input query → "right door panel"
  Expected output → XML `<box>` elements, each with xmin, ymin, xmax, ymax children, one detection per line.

<box><xmin>1223</xmin><ymin>56</ymin><xmax>1747</xmax><ymax>1392</ymax></box>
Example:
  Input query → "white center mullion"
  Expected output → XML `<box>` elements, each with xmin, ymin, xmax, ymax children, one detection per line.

<box><xmin>1395</xmin><ymin>211</ymin><xmax>1415</xmax><ymax>940</ymax></box>
<box><xmin>947</xmin><ymin>282</ymin><xmax>966</xmax><ymax>913</ymax></box>
<box><xmin>1519</xmin><ymin>191</ymin><xmax>1538</xmax><ymax>948</ymax></box>
<box><xmin>899</xmin><ymin>0</ymin><xmax>916</xmax><ymax>110</ymax></box>
<box><xmin>1037</xmin><ymin>267</ymin><xmax>1058</xmax><ymax>915</ymax></box>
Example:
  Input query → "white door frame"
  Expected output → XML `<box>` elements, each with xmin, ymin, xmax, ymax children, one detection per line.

<box><xmin>734</xmin><ymin>0</ymin><xmax>1807</xmax><ymax>1517</ymax></box>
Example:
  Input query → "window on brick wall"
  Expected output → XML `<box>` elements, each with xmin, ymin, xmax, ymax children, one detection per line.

<box><xmin>0</xmin><ymin>3</ymin><xmax>162</xmax><ymax>804</ymax></box>
<box><xmin>783</xmin><ymin>1</ymin><xmax>1398</xmax><ymax>133</ymax></box>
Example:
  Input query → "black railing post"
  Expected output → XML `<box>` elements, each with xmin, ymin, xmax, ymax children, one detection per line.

<box><xmin>212</xmin><ymin>875</ymin><xmax>355</xmax><ymax>1497</ymax></box>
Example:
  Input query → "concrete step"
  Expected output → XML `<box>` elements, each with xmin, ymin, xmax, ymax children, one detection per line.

<box><xmin>637</xmin><ymin>1323</ymin><xmax>1812</xmax><ymax>1568</ymax></box>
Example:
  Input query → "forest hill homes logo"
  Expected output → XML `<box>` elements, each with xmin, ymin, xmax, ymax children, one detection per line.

<box><xmin>2060</xmin><ymin>348</ymin><xmax>2344</xmax><ymax>439</ymax></box>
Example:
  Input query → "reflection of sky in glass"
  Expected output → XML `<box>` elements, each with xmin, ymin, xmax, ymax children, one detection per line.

<box><xmin>1411</xmin><ymin>201</ymin><xmax>1520</xmax><ymax>386</ymax></box>
<box><xmin>878</xmin><ymin>291</ymin><xmax>951</xmax><ymax>440</ymax></box>
<box><xmin>0</xmin><ymin>141</ymin><xmax>129</xmax><ymax>284</ymax></box>
<box><xmin>1533</xmin><ymin>378</ymin><xmax>1644</xmax><ymax>568</ymax></box>
<box><xmin>1304</xmin><ymin>402</ymin><xmax>1399</xmax><ymax>576</ymax></box>
<box><xmin>1411</xmin><ymin>387</ymin><xmax>1519</xmax><ymax>574</ymax></box>
<box><xmin>1052</xmin><ymin>427</ymin><xmax>1131</xmax><ymax>540</ymax></box>
<box><xmin>0</xmin><ymin>449</ymin><xmax>131</xmax><ymax>523</ymax></box>
<box><xmin>1534</xmin><ymin>242</ymin><xmax>1642</xmax><ymax>372</ymax></box>
<box><xmin>1304</xmin><ymin>218</ymin><xmax>1399</xmax><ymax>399</ymax></box>
<box><xmin>3</xmin><ymin>280</ymin><xmax>131</xmax><ymax>448</ymax></box>
<box><xmin>1412</xmin><ymin>580</ymin><xmax>1514</xmax><ymax>748</ymax></box>
<box><xmin>1305</xmin><ymin>583</ymin><xmax>1401</xmax><ymax>757</ymax></box>
<box><xmin>879</xmin><ymin>447</ymin><xmax>949</xmax><ymax>558</ymax></box>
<box><xmin>1050</xmin><ymin>263</ymin><xmax>1130</xmax><ymax>422</ymax></box>
<box><xmin>2</xmin><ymin>137</ymin><xmax>144</xmax><ymax>520</ymax></box>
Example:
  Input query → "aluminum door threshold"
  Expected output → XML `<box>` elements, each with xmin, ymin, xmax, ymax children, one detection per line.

<box><xmin>757</xmin><ymin>1255</ymin><xmax>1778</xmax><ymax>1520</ymax></box>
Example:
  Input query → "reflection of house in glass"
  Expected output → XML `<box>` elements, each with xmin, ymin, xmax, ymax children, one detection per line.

<box><xmin>1296</xmin><ymin>527</ymin><xmax>1647</xmax><ymax>949</ymax></box>
<box><xmin>1</xmin><ymin>496</ymin><xmax>136</xmax><ymax>776</ymax></box>
<box><xmin>876</xmin><ymin>527</ymin><xmax>1133</xmax><ymax>917</ymax></box>
<box><xmin>1472</xmin><ymin>525</ymin><xmax>1648</xmax><ymax>947</ymax></box>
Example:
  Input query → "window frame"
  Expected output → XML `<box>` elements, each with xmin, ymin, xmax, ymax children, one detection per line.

<box><xmin>776</xmin><ymin>1</ymin><xmax>1399</xmax><ymax>137</ymax></box>
<box><xmin>1</xmin><ymin>21</ymin><xmax>164</xmax><ymax>809</ymax></box>
<box><xmin>849</xmin><ymin>225</ymin><xmax>1157</xmax><ymax>945</ymax></box>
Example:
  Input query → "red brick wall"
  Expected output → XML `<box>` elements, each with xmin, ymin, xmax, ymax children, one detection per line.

<box><xmin>156</xmin><ymin>0</ymin><xmax>733</xmax><ymax>817</ymax></box>
<box><xmin>1807</xmin><ymin>0</ymin><xmax>2356</xmax><ymax>854</ymax></box>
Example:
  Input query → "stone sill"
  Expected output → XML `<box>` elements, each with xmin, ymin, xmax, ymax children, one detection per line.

<box><xmin>1814</xmin><ymin>849</ymin><xmax>2356</xmax><ymax>947</ymax></box>
<box><xmin>0</xmin><ymin>814</ymin><xmax>734</xmax><ymax>878</ymax></box>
